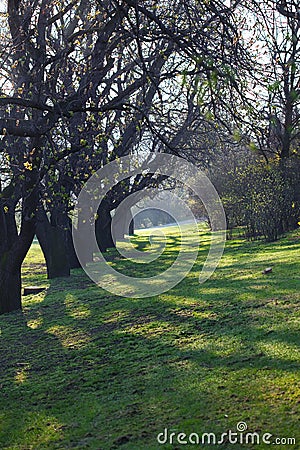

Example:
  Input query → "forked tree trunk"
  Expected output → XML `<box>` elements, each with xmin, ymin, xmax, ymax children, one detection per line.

<box><xmin>0</xmin><ymin>137</ymin><xmax>42</xmax><ymax>314</ymax></box>
<box><xmin>0</xmin><ymin>215</ymin><xmax>35</xmax><ymax>315</ymax></box>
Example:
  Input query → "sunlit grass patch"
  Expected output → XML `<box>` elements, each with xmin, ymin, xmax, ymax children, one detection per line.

<box><xmin>0</xmin><ymin>226</ymin><xmax>299</xmax><ymax>449</ymax></box>
<box><xmin>47</xmin><ymin>325</ymin><xmax>92</xmax><ymax>349</ymax></box>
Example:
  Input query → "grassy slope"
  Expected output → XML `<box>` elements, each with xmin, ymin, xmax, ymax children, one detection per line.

<box><xmin>0</xmin><ymin>226</ymin><xmax>299</xmax><ymax>449</ymax></box>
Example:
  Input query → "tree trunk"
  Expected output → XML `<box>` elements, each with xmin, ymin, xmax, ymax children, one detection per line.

<box><xmin>95</xmin><ymin>203</ymin><xmax>115</xmax><ymax>252</ymax></box>
<box><xmin>111</xmin><ymin>206</ymin><xmax>135</xmax><ymax>241</ymax></box>
<box><xmin>36</xmin><ymin>209</ymin><xmax>70</xmax><ymax>279</ymax></box>
<box><xmin>74</xmin><ymin>210</ymin><xmax>95</xmax><ymax>266</ymax></box>
<box><xmin>66</xmin><ymin>228</ymin><xmax>81</xmax><ymax>269</ymax></box>
<box><xmin>0</xmin><ymin>213</ymin><xmax>35</xmax><ymax>314</ymax></box>
<box><xmin>0</xmin><ymin>257</ymin><xmax>22</xmax><ymax>315</ymax></box>
<box><xmin>281</xmin><ymin>77</ymin><xmax>293</xmax><ymax>159</ymax></box>
<box><xmin>0</xmin><ymin>184</ymin><xmax>35</xmax><ymax>314</ymax></box>
<box><xmin>129</xmin><ymin>213</ymin><xmax>134</xmax><ymax>236</ymax></box>
<box><xmin>47</xmin><ymin>227</ymin><xmax>70</xmax><ymax>278</ymax></box>
<box><xmin>0</xmin><ymin>135</ymin><xmax>43</xmax><ymax>314</ymax></box>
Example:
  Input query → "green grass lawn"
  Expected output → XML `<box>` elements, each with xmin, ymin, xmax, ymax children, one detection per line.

<box><xmin>0</xmin><ymin>225</ymin><xmax>299</xmax><ymax>449</ymax></box>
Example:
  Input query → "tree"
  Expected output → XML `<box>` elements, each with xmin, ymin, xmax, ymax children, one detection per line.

<box><xmin>33</xmin><ymin>0</ymin><xmax>247</xmax><ymax>267</ymax></box>
<box><xmin>233</xmin><ymin>0</ymin><xmax>300</xmax><ymax>160</ymax></box>
<box><xmin>0</xmin><ymin>0</ymin><xmax>138</xmax><ymax>311</ymax></box>
<box><xmin>0</xmin><ymin>0</ymin><xmax>245</xmax><ymax>313</ymax></box>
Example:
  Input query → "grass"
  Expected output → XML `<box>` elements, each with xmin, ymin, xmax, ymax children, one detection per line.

<box><xmin>0</xmin><ymin>225</ymin><xmax>299</xmax><ymax>449</ymax></box>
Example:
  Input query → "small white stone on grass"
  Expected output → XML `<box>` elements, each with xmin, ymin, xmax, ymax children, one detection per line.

<box><xmin>262</xmin><ymin>267</ymin><xmax>273</xmax><ymax>274</ymax></box>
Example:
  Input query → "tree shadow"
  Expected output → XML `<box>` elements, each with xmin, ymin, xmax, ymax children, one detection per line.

<box><xmin>1</xmin><ymin>233</ymin><xmax>299</xmax><ymax>449</ymax></box>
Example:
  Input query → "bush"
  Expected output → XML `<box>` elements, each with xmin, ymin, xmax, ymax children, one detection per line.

<box><xmin>210</xmin><ymin>156</ymin><xmax>300</xmax><ymax>242</ymax></box>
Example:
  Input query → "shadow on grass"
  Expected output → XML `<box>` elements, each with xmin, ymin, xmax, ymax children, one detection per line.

<box><xmin>0</xmin><ymin>231</ymin><xmax>299</xmax><ymax>449</ymax></box>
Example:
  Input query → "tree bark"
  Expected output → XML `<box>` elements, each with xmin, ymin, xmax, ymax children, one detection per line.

<box><xmin>112</xmin><ymin>207</ymin><xmax>134</xmax><ymax>240</ymax></box>
<box><xmin>36</xmin><ymin>208</ymin><xmax>70</xmax><ymax>279</ymax></box>
<box><xmin>0</xmin><ymin>157</ymin><xmax>39</xmax><ymax>314</ymax></box>
<box><xmin>95</xmin><ymin>203</ymin><xmax>115</xmax><ymax>252</ymax></box>
<box><xmin>129</xmin><ymin>209</ymin><xmax>134</xmax><ymax>236</ymax></box>
<box><xmin>66</xmin><ymin>228</ymin><xmax>81</xmax><ymax>269</ymax></box>
<box><xmin>0</xmin><ymin>219</ymin><xmax>35</xmax><ymax>314</ymax></box>
<box><xmin>0</xmin><ymin>256</ymin><xmax>22</xmax><ymax>315</ymax></box>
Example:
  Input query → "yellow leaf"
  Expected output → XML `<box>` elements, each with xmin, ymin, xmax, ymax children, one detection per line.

<box><xmin>24</xmin><ymin>161</ymin><xmax>33</xmax><ymax>171</ymax></box>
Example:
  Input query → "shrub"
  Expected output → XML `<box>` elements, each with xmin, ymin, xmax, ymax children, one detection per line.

<box><xmin>210</xmin><ymin>156</ymin><xmax>300</xmax><ymax>242</ymax></box>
